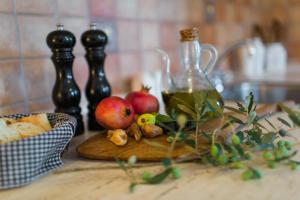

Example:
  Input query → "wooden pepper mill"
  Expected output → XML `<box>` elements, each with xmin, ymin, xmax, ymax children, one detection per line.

<box><xmin>46</xmin><ymin>24</ymin><xmax>84</xmax><ymax>135</ymax></box>
<box><xmin>81</xmin><ymin>23</ymin><xmax>111</xmax><ymax>131</ymax></box>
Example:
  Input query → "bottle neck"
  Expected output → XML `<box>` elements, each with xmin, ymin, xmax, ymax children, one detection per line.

<box><xmin>181</xmin><ymin>40</ymin><xmax>201</xmax><ymax>70</ymax></box>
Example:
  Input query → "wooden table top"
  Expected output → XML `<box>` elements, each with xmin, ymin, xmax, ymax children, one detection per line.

<box><xmin>1</xmin><ymin>112</ymin><xmax>300</xmax><ymax>200</ymax></box>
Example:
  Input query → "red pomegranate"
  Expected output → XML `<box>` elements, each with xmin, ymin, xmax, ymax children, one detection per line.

<box><xmin>95</xmin><ymin>96</ymin><xmax>135</xmax><ymax>129</ymax></box>
<box><xmin>125</xmin><ymin>86</ymin><xmax>159</xmax><ymax>115</ymax></box>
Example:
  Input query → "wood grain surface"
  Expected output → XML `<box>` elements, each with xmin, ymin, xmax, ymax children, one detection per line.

<box><xmin>77</xmin><ymin>134</ymin><xmax>196</xmax><ymax>161</ymax></box>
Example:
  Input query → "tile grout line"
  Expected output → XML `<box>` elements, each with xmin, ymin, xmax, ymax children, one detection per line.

<box><xmin>47</xmin><ymin>0</ymin><xmax>59</xmax><ymax>110</ymax></box>
<box><xmin>30</xmin><ymin>96</ymin><xmax>52</xmax><ymax>104</ymax></box>
<box><xmin>137</xmin><ymin>0</ymin><xmax>144</xmax><ymax>72</ymax></box>
<box><xmin>83</xmin><ymin>0</ymin><xmax>90</xmax><ymax>23</ymax></box>
<box><xmin>53</xmin><ymin>0</ymin><xmax>59</xmax><ymax>23</ymax></box>
<box><xmin>12</xmin><ymin>0</ymin><xmax>29</xmax><ymax>113</ymax></box>
<box><xmin>136</xmin><ymin>0</ymin><xmax>142</xmax><ymax>74</ymax></box>
<box><xmin>0</xmin><ymin>53</ymin><xmax>90</xmax><ymax>62</ymax></box>
<box><xmin>0</xmin><ymin>101</ymin><xmax>26</xmax><ymax>112</ymax></box>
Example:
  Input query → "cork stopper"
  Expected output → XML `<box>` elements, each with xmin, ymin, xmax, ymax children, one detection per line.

<box><xmin>180</xmin><ymin>27</ymin><xmax>200</xmax><ymax>42</ymax></box>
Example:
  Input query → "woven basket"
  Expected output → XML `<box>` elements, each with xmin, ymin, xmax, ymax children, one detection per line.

<box><xmin>0</xmin><ymin>113</ymin><xmax>76</xmax><ymax>189</ymax></box>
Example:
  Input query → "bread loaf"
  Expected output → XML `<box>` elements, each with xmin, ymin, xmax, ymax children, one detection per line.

<box><xmin>19</xmin><ymin>114</ymin><xmax>51</xmax><ymax>131</ymax></box>
<box><xmin>0</xmin><ymin>114</ymin><xmax>52</xmax><ymax>144</ymax></box>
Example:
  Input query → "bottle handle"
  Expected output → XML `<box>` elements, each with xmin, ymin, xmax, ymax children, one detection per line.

<box><xmin>201</xmin><ymin>44</ymin><xmax>218</xmax><ymax>75</ymax></box>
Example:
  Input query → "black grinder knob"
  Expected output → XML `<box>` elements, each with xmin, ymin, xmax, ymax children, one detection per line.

<box><xmin>46</xmin><ymin>24</ymin><xmax>84</xmax><ymax>135</ymax></box>
<box><xmin>81</xmin><ymin>23</ymin><xmax>111</xmax><ymax>131</ymax></box>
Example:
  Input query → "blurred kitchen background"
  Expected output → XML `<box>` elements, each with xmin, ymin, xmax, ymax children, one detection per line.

<box><xmin>0</xmin><ymin>0</ymin><xmax>299</xmax><ymax>114</ymax></box>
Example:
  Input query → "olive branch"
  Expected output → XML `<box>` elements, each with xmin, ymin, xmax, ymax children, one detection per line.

<box><xmin>117</xmin><ymin>92</ymin><xmax>300</xmax><ymax>192</ymax></box>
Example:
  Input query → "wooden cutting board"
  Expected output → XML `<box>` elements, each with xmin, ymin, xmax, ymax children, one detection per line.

<box><xmin>76</xmin><ymin>103</ymin><xmax>285</xmax><ymax>161</ymax></box>
<box><xmin>76</xmin><ymin>133</ymin><xmax>197</xmax><ymax>161</ymax></box>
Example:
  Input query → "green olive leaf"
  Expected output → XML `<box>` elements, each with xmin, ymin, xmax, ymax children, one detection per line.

<box><xmin>261</xmin><ymin>132</ymin><xmax>276</xmax><ymax>144</ymax></box>
<box><xmin>228</xmin><ymin>115</ymin><xmax>245</xmax><ymax>125</ymax></box>
<box><xmin>277</xmin><ymin>117</ymin><xmax>292</xmax><ymax>128</ymax></box>
<box><xmin>236</xmin><ymin>131</ymin><xmax>245</xmax><ymax>142</ymax></box>
<box><xmin>256</xmin><ymin>122</ymin><xmax>268</xmax><ymax>131</ymax></box>
<box><xmin>177</xmin><ymin>104</ymin><xmax>197</xmax><ymax>120</ymax></box>
<box><xmin>224</xmin><ymin>105</ymin><xmax>246</xmax><ymax>114</ymax></box>
<box><xmin>236</xmin><ymin>102</ymin><xmax>247</xmax><ymax>112</ymax></box>
<box><xmin>205</xmin><ymin>99</ymin><xmax>216</xmax><ymax>113</ymax></box>
<box><xmin>250</xmin><ymin>167</ymin><xmax>262</xmax><ymax>179</ymax></box>
<box><xmin>184</xmin><ymin>139</ymin><xmax>196</xmax><ymax>148</ymax></box>
<box><xmin>129</xmin><ymin>183</ymin><xmax>136</xmax><ymax>193</ymax></box>
<box><xmin>245</xmin><ymin>92</ymin><xmax>254</xmax><ymax>113</ymax></box>
<box><xmin>156</xmin><ymin>114</ymin><xmax>174</xmax><ymax>123</ymax></box>
<box><xmin>247</xmin><ymin>111</ymin><xmax>257</xmax><ymax>125</ymax></box>
<box><xmin>279</xmin><ymin>103</ymin><xmax>300</xmax><ymax>127</ymax></box>
<box><xmin>156</xmin><ymin>122</ymin><xmax>176</xmax><ymax>135</ymax></box>
<box><xmin>116</xmin><ymin>158</ymin><xmax>126</xmax><ymax>171</ymax></box>
<box><xmin>274</xmin><ymin>150</ymin><xmax>298</xmax><ymax>162</ymax></box>
<box><xmin>143</xmin><ymin>168</ymin><xmax>172</xmax><ymax>184</ymax></box>
<box><xmin>289</xmin><ymin>160</ymin><xmax>300</xmax><ymax>165</ymax></box>
<box><xmin>247</xmin><ymin>128</ymin><xmax>262</xmax><ymax>145</ymax></box>
<box><xmin>221</xmin><ymin>121</ymin><xmax>232</xmax><ymax>130</ymax></box>
<box><xmin>264</xmin><ymin>118</ymin><xmax>277</xmax><ymax>130</ymax></box>
<box><xmin>235</xmin><ymin>144</ymin><xmax>245</xmax><ymax>157</ymax></box>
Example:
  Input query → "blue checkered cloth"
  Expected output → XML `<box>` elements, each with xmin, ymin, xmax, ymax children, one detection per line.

<box><xmin>0</xmin><ymin>113</ymin><xmax>76</xmax><ymax>189</ymax></box>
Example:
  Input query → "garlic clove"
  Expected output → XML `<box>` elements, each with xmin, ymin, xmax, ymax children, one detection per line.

<box><xmin>107</xmin><ymin>129</ymin><xmax>128</xmax><ymax>146</ymax></box>
<box><xmin>142</xmin><ymin>124</ymin><xmax>163</xmax><ymax>138</ymax></box>
<box><xmin>126</xmin><ymin>123</ymin><xmax>142</xmax><ymax>141</ymax></box>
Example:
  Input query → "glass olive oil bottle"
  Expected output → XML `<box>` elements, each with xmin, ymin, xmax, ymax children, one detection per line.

<box><xmin>159</xmin><ymin>28</ymin><xmax>224</xmax><ymax>121</ymax></box>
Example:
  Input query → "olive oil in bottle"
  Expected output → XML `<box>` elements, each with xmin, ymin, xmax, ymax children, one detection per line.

<box><xmin>162</xmin><ymin>89</ymin><xmax>224</xmax><ymax>120</ymax></box>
